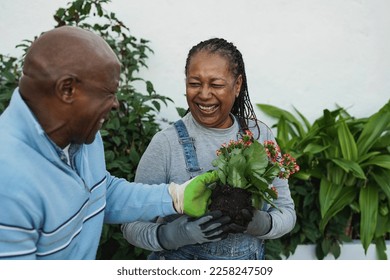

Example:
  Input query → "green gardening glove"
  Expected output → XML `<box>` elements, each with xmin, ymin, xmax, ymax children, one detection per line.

<box><xmin>183</xmin><ymin>171</ymin><xmax>218</xmax><ymax>217</ymax></box>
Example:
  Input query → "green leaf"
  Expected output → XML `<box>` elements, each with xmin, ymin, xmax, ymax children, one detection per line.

<box><xmin>152</xmin><ymin>100</ymin><xmax>161</xmax><ymax>111</ymax></box>
<box><xmin>337</xmin><ymin>120</ymin><xmax>358</xmax><ymax>161</ymax></box>
<box><xmin>146</xmin><ymin>80</ymin><xmax>155</xmax><ymax>94</ymax></box>
<box><xmin>246</xmin><ymin>141</ymin><xmax>268</xmax><ymax>173</ymax></box>
<box><xmin>330</xmin><ymin>242</ymin><xmax>341</xmax><ymax>259</ymax></box>
<box><xmin>261</xmin><ymin>163</ymin><xmax>280</xmax><ymax>182</ymax></box>
<box><xmin>257</xmin><ymin>103</ymin><xmax>306</xmax><ymax>137</ymax></box>
<box><xmin>293</xmin><ymin>106</ymin><xmax>311</xmax><ymax>131</ymax></box>
<box><xmin>319</xmin><ymin>186</ymin><xmax>356</xmax><ymax>232</ymax></box>
<box><xmin>361</xmin><ymin>155</ymin><xmax>390</xmax><ymax>170</ymax></box>
<box><xmin>371</xmin><ymin>169</ymin><xmax>390</xmax><ymax>201</ymax></box>
<box><xmin>375</xmin><ymin>237</ymin><xmax>388</xmax><ymax>260</ymax></box>
<box><xmin>357</xmin><ymin>101</ymin><xmax>390</xmax><ymax>156</ymax></box>
<box><xmin>291</xmin><ymin>171</ymin><xmax>311</xmax><ymax>180</ymax></box>
<box><xmin>359</xmin><ymin>185</ymin><xmax>379</xmax><ymax>253</ymax></box>
<box><xmin>228</xmin><ymin>166</ymin><xmax>247</xmax><ymax>188</ymax></box>
<box><xmin>303</xmin><ymin>143</ymin><xmax>329</xmax><ymax>154</ymax></box>
<box><xmin>330</xmin><ymin>158</ymin><xmax>366</xmax><ymax>179</ymax></box>
<box><xmin>319</xmin><ymin>179</ymin><xmax>341</xmax><ymax>218</ymax></box>
<box><xmin>248</xmin><ymin>174</ymin><xmax>269</xmax><ymax>192</ymax></box>
<box><xmin>357</xmin><ymin>151</ymin><xmax>381</xmax><ymax>163</ymax></box>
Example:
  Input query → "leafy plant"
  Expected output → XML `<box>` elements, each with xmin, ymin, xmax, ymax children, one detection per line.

<box><xmin>257</xmin><ymin>100</ymin><xmax>390</xmax><ymax>260</ymax></box>
<box><xmin>0</xmin><ymin>0</ymin><xmax>173</xmax><ymax>259</ymax></box>
<box><xmin>0</xmin><ymin>55</ymin><xmax>20</xmax><ymax>111</ymax></box>
<box><xmin>211</xmin><ymin>130</ymin><xmax>299</xmax><ymax>210</ymax></box>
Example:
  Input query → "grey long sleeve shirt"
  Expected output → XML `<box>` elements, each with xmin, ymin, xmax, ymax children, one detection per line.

<box><xmin>122</xmin><ymin>113</ymin><xmax>296</xmax><ymax>251</ymax></box>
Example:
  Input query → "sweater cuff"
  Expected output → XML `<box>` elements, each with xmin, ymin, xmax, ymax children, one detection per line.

<box><xmin>245</xmin><ymin>210</ymin><xmax>272</xmax><ymax>236</ymax></box>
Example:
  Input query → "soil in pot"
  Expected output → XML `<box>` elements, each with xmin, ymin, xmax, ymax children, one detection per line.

<box><xmin>208</xmin><ymin>183</ymin><xmax>254</xmax><ymax>227</ymax></box>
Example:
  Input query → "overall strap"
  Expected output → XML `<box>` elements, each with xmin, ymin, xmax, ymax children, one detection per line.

<box><xmin>173</xmin><ymin>120</ymin><xmax>202</xmax><ymax>175</ymax></box>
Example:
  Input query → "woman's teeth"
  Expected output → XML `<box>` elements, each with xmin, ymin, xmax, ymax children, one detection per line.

<box><xmin>198</xmin><ymin>104</ymin><xmax>217</xmax><ymax>111</ymax></box>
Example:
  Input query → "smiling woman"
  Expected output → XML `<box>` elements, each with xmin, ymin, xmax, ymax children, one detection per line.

<box><xmin>122</xmin><ymin>38</ymin><xmax>296</xmax><ymax>260</ymax></box>
<box><xmin>185</xmin><ymin>50</ymin><xmax>242</xmax><ymax>129</ymax></box>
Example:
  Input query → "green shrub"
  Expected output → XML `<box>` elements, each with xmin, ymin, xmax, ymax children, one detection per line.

<box><xmin>258</xmin><ymin>101</ymin><xmax>390</xmax><ymax>260</ymax></box>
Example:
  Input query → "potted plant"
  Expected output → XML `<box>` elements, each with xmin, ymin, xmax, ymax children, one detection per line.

<box><xmin>257</xmin><ymin>100</ymin><xmax>390</xmax><ymax>260</ymax></box>
<box><xmin>208</xmin><ymin>130</ymin><xmax>299</xmax><ymax>227</ymax></box>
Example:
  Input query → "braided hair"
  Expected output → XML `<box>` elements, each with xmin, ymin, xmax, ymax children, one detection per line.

<box><xmin>184</xmin><ymin>38</ymin><xmax>260</xmax><ymax>136</ymax></box>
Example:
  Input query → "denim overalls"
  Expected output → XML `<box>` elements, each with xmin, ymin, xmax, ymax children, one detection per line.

<box><xmin>148</xmin><ymin>119</ymin><xmax>265</xmax><ymax>260</ymax></box>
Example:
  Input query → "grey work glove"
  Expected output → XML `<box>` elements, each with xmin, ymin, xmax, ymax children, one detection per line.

<box><xmin>246</xmin><ymin>210</ymin><xmax>272</xmax><ymax>236</ymax></box>
<box><xmin>227</xmin><ymin>209</ymin><xmax>272</xmax><ymax>236</ymax></box>
<box><xmin>225</xmin><ymin>208</ymin><xmax>254</xmax><ymax>233</ymax></box>
<box><xmin>157</xmin><ymin>210</ymin><xmax>231</xmax><ymax>251</ymax></box>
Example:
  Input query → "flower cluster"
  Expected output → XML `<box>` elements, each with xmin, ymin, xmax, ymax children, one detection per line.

<box><xmin>280</xmin><ymin>153</ymin><xmax>300</xmax><ymax>179</ymax></box>
<box><xmin>263</xmin><ymin>140</ymin><xmax>299</xmax><ymax>179</ymax></box>
<box><xmin>216</xmin><ymin>130</ymin><xmax>253</xmax><ymax>157</ymax></box>
<box><xmin>212</xmin><ymin>130</ymin><xmax>299</xmax><ymax>209</ymax></box>
<box><xmin>264</xmin><ymin>140</ymin><xmax>281</xmax><ymax>163</ymax></box>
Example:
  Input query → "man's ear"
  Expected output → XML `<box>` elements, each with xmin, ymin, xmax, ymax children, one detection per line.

<box><xmin>55</xmin><ymin>75</ymin><xmax>78</xmax><ymax>104</ymax></box>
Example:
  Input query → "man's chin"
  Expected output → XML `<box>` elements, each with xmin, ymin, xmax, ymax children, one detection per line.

<box><xmin>84</xmin><ymin>133</ymin><xmax>98</xmax><ymax>145</ymax></box>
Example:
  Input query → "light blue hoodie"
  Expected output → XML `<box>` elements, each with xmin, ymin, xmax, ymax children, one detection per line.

<box><xmin>0</xmin><ymin>89</ymin><xmax>176</xmax><ymax>259</ymax></box>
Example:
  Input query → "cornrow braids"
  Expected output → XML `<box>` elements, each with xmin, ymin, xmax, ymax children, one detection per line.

<box><xmin>185</xmin><ymin>38</ymin><xmax>260</xmax><ymax>137</ymax></box>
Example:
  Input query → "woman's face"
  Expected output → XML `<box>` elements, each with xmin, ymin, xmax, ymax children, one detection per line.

<box><xmin>186</xmin><ymin>51</ymin><xmax>242</xmax><ymax>129</ymax></box>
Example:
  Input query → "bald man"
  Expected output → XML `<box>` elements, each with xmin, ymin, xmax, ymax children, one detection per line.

<box><xmin>0</xmin><ymin>26</ymin><xmax>228</xmax><ymax>259</ymax></box>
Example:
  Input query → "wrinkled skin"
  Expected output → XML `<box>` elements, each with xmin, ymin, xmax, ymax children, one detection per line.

<box><xmin>19</xmin><ymin>26</ymin><xmax>121</xmax><ymax>148</ymax></box>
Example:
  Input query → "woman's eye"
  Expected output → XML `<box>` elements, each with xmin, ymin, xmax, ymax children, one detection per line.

<box><xmin>189</xmin><ymin>83</ymin><xmax>201</xmax><ymax>87</ymax></box>
<box><xmin>212</xmin><ymin>84</ymin><xmax>224</xmax><ymax>88</ymax></box>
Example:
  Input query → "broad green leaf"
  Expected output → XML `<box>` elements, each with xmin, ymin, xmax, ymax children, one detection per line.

<box><xmin>291</xmin><ymin>171</ymin><xmax>311</xmax><ymax>180</ymax></box>
<box><xmin>303</xmin><ymin>143</ymin><xmax>329</xmax><ymax>154</ymax></box>
<box><xmin>216</xmin><ymin>169</ymin><xmax>227</xmax><ymax>185</ymax></box>
<box><xmin>330</xmin><ymin>242</ymin><xmax>341</xmax><ymax>259</ymax></box>
<box><xmin>337</xmin><ymin>120</ymin><xmax>358</xmax><ymax>161</ymax></box>
<box><xmin>359</xmin><ymin>185</ymin><xmax>379</xmax><ymax>253</ymax></box>
<box><xmin>331</xmin><ymin>158</ymin><xmax>366</xmax><ymax>179</ymax></box>
<box><xmin>249</xmin><ymin>174</ymin><xmax>269</xmax><ymax>191</ymax></box>
<box><xmin>373</xmin><ymin>132</ymin><xmax>390</xmax><ymax>149</ymax></box>
<box><xmin>261</xmin><ymin>164</ymin><xmax>280</xmax><ymax>182</ymax></box>
<box><xmin>361</xmin><ymin>155</ymin><xmax>390</xmax><ymax>170</ymax></box>
<box><xmin>327</xmin><ymin>162</ymin><xmax>346</xmax><ymax>185</ymax></box>
<box><xmin>257</xmin><ymin>103</ymin><xmax>306</xmax><ymax>137</ymax></box>
<box><xmin>357</xmin><ymin>101</ymin><xmax>390</xmax><ymax>155</ymax></box>
<box><xmin>319</xmin><ymin>179</ymin><xmax>341</xmax><ymax>217</ymax></box>
<box><xmin>371</xmin><ymin>169</ymin><xmax>390</xmax><ymax>200</ymax></box>
<box><xmin>293</xmin><ymin>106</ymin><xmax>311</xmax><ymax>131</ymax></box>
<box><xmin>374</xmin><ymin>237</ymin><xmax>388</xmax><ymax>260</ymax></box>
<box><xmin>319</xmin><ymin>186</ymin><xmax>356</xmax><ymax>232</ymax></box>
<box><xmin>227</xmin><ymin>153</ymin><xmax>247</xmax><ymax>188</ymax></box>
<box><xmin>276</xmin><ymin>116</ymin><xmax>290</xmax><ymax>147</ymax></box>
<box><xmin>358</xmin><ymin>151</ymin><xmax>381</xmax><ymax>163</ymax></box>
<box><xmin>375</xmin><ymin>211</ymin><xmax>390</xmax><ymax>238</ymax></box>
<box><xmin>228</xmin><ymin>166</ymin><xmax>247</xmax><ymax>188</ymax></box>
<box><xmin>246</xmin><ymin>141</ymin><xmax>268</xmax><ymax>172</ymax></box>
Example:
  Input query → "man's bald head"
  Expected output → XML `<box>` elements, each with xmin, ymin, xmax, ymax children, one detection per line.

<box><xmin>18</xmin><ymin>26</ymin><xmax>121</xmax><ymax>148</ymax></box>
<box><xmin>19</xmin><ymin>26</ymin><xmax>120</xmax><ymax>97</ymax></box>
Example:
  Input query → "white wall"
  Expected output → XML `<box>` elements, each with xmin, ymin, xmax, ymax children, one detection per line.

<box><xmin>1</xmin><ymin>0</ymin><xmax>389</xmax><ymax>126</ymax></box>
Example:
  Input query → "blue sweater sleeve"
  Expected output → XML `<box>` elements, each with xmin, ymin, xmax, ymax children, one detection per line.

<box><xmin>0</xmin><ymin>195</ymin><xmax>38</xmax><ymax>259</ymax></box>
<box><xmin>103</xmin><ymin>172</ymin><xmax>176</xmax><ymax>224</ymax></box>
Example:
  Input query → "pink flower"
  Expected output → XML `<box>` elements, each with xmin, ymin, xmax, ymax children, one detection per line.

<box><xmin>263</xmin><ymin>140</ymin><xmax>281</xmax><ymax>162</ymax></box>
<box><xmin>271</xmin><ymin>185</ymin><xmax>278</xmax><ymax>198</ymax></box>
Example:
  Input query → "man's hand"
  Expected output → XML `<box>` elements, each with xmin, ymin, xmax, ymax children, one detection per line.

<box><xmin>168</xmin><ymin>170</ymin><xmax>219</xmax><ymax>217</ymax></box>
<box><xmin>157</xmin><ymin>210</ymin><xmax>231</xmax><ymax>251</ymax></box>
